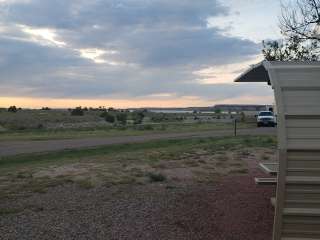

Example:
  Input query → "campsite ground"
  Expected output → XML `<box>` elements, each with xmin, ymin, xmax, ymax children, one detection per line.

<box><xmin>0</xmin><ymin>135</ymin><xmax>276</xmax><ymax>240</ymax></box>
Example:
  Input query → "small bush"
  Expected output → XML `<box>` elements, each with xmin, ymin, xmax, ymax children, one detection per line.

<box><xmin>76</xmin><ymin>179</ymin><xmax>95</xmax><ymax>189</ymax></box>
<box><xmin>8</xmin><ymin>106</ymin><xmax>18</xmax><ymax>113</ymax></box>
<box><xmin>264</xmin><ymin>137</ymin><xmax>276</xmax><ymax>144</ymax></box>
<box><xmin>135</xmin><ymin>124</ymin><xmax>154</xmax><ymax>131</ymax></box>
<box><xmin>16</xmin><ymin>171</ymin><xmax>33</xmax><ymax>179</ymax></box>
<box><xmin>147</xmin><ymin>172</ymin><xmax>166</xmax><ymax>182</ymax></box>
<box><xmin>160</xmin><ymin>125</ymin><xmax>167</xmax><ymax>131</ymax></box>
<box><xmin>0</xmin><ymin>208</ymin><xmax>23</xmax><ymax>216</ymax></box>
<box><xmin>100</xmin><ymin>112</ymin><xmax>115</xmax><ymax>123</ymax></box>
<box><xmin>116</xmin><ymin>125</ymin><xmax>128</xmax><ymax>130</ymax></box>
<box><xmin>116</xmin><ymin>113</ymin><xmax>127</xmax><ymax>125</ymax></box>
<box><xmin>17</xmin><ymin>126</ymin><xmax>27</xmax><ymax>131</ymax></box>
<box><xmin>132</xmin><ymin>111</ymin><xmax>145</xmax><ymax>124</ymax></box>
<box><xmin>71</xmin><ymin>107</ymin><xmax>84</xmax><ymax>116</ymax></box>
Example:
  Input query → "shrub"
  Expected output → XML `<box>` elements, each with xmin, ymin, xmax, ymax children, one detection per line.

<box><xmin>116</xmin><ymin>113</ymin><xmax>127</xmax><ymax>125</ymax></box>
<box><xmin>134</xmin><ymin>124</ymin><xmax>154</xmax><ymax>131</ymax></box>
<box><xmin>133</xmin><ymin>111</ymin><xmax>145</xmax><ymax>124</ymax></box>
<box><xmin>100</xmin><ymin>112</ymin><xmax>115</xmax><ymax>123</ymax></box>
<box><xmin>71</xmin><ymin>107</ymin><xmax>84</xmax><ymax>116</ymax></box>
<box><xmin>8</xmin><ymin>106</ymin><xmax>17</xmax><ymax>113</ymax></box>
<box><xmin>240</xmin><ymin>112</ymin><xmax>246</xmax><ymax>122</ymax></box>
<box><xmin>17</xmin><ymin>126</ymin><xmax>27</xmax><ymax>130</ymax></box>
<box><xmin>147</xmin><ymin>172</ymin><xmax>166</xmax><ymax>182</ymax></box>
<box><xmin>76</xmin><ymin>179</ymin><xmax>95</xmax><ymax>189</ymax></box>
<box><xmin>160</xmin><ymin>124</ymin><xmax>167</xmax><ymax>131</ymax></box>
<box><xmin>106</xmin><ymin>114</ymin><xmax>116</xmax><ymax>123</ymax></box>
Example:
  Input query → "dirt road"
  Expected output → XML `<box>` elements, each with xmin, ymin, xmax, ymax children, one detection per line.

<box><xmin>0</xmin><ymin>128</ymin><xmax>275</xmax><ymax>157</ymax></box>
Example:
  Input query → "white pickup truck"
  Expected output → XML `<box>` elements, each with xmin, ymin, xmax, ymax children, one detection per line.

<box><xmin>257</xmin><ymin>111</ymin><xmax>276</xmax><ymax>127</ymax></box>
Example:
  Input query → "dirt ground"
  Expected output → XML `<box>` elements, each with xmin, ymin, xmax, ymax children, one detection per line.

<box><xmin>0</xmin><ymin>146</ymin><xmax>276</xmax><ymax>240</ymax></box>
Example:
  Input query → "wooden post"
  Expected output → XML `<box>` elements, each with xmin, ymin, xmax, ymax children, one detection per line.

<box><xmin>234</xmin><ymin>119</ymin><xmax>237</xmax><ymax>137</ymax></box>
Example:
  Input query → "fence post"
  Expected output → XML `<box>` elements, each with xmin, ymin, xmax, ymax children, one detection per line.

<box><xmin>234</xmin><ymin>119</ymin><xmax>237</xmax><ymax>137</ymax></box>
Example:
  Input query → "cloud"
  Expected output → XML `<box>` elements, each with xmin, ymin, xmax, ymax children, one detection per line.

<box><xmin>78</xmin><ymin>48</ymin><xmax>118</xmax><ymax>64</ymax></box>
<box><xmin>194</xmin><ymin>56</ymin><xmax>263</xmax><ymax>84</ymax></box>
<box><xmin>19</xmin><ymin>24</ymin><xmax>66</xmax><ymax>47</ymax></box>
<box><xmin>0</xmin><ymin>0</ymin><xmax>272</xmax><ymax>106</ymax></box>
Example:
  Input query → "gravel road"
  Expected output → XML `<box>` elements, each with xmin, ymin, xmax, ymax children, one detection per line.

<box><xmin>0</xmin><ymin>128</ymin><xmax>275</xmax><ymax>157</ymax></box>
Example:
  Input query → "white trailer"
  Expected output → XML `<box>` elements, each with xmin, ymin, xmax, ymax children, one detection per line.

<box><xmin>235</xmin><ymin>61</ymin><xmax>320</xmax><ymax>240</ymax></box>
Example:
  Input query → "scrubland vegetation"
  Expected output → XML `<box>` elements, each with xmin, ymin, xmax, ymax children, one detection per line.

<box><xmin>0</xmin><ymin>107</ymin><xmax>255</xmax><ymax>141</ymax></box>
<box><xmin>0</xmin><ymin>135</ymin><xmax>276</xmax><ymax>200</ymax></box>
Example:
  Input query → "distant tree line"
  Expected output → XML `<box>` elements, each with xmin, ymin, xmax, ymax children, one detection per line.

<box><xmin>68</xmin><ymin>106</ymin><xmax>148</xmax><ymax>126</ymax></box>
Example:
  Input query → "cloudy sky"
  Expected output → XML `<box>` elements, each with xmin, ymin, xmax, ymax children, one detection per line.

<box><xmin>0</xmin><ymin>0</ymin><xmax>281</xmax><ymax>108</ymax></box>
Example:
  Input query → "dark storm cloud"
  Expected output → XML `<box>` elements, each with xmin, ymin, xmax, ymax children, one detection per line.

<box><xmin>4</xmin><ymin>0</ymin><xmax>228</xmax><ymax>29</ymax></box>
<box><xmin>0</xmin><ymin>0</ymin><xmax>267</xmax><ymax>102</ymax></box>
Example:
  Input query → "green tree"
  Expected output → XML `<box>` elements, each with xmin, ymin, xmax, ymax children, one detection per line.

<box><xmin>8</xmin><ymin>106</ymin><xmax>17</xmax><ymax>113</ymax></box>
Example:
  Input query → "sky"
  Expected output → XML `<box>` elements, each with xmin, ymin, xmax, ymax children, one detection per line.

<box><xmin>0</xmin><ymin>0</ymin><xmax>282</xmax><ymax>108</ymax></box>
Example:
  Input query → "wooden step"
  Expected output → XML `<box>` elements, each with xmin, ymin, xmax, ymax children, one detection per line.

<box><xmin>255</xmin><ymin>177</ymin><xmax>277</xmax><ymax>185</ymax></box>
<box><xmin>259</xmin><ymin>162</ymin><xmax>278</xmax><ymax>175</ymax></box>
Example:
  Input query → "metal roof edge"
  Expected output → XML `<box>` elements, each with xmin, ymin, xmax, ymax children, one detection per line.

<box><xmin>234</xmin><ymin>61</ymin><xmax>265</xmax><ymax>82</ymax></box>
<box><xmin>263</xmin><ymin>61</ymin><xmax>320</xmax><ymax>69</ymax></box>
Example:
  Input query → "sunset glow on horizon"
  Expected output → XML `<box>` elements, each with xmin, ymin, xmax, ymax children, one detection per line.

<box><xmin>0</xmin><ymin>93</ymin><xmax>274</xmax><ymax>109</ymax></box>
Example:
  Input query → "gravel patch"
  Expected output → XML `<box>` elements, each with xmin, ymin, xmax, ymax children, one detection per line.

<box><xmin>0</xmin><ymin>157</ymin><xmax>275</xmax><ymax>240</ymax></box>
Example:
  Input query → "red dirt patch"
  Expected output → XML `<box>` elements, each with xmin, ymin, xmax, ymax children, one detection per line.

<box><xmin>168</xmin><ymin>155</ymin><xmax>275</xmax><ymax>240</ymax></box>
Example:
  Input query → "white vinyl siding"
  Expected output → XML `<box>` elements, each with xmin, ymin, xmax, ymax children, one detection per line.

<box><xmin>265</xmin><ymin>62</ymin><xmax>320</xmax><ymax>240</ymax></box>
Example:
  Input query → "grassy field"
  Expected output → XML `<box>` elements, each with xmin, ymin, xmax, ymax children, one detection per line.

<box><xmin>0</xmin><ymin>108</ymin><xmax>256</xmax><ymax>141</ymax></box>
<box><xmin>0</xmin><ymin>122</ymin><xmax>255</xmax><ymax>141</ymax></box>
<box><xmin>0</xmin><ymin>135</ymin><xmax>276</xmax><ymax>201</ymax></box>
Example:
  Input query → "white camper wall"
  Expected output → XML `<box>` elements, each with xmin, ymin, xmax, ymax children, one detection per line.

<box><xmin>264</xmin><ymin>62</ymin><xmax>320</xmax><ymax>240</ymax></box>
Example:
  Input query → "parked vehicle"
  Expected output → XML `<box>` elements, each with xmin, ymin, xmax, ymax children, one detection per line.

<box><xmin>257</xmin><ymin>111</ymin><xmax>276</xmax><ymax>127</ymax></box>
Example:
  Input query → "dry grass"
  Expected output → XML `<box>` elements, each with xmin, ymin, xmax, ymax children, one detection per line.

<box><xmin>0</xmin><ymin>136</ymin><xmax>276</xmax><ymax>199</ymax></box>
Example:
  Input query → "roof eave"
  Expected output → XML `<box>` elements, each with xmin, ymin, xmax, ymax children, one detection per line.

<box><xmin>234</xmin><ymin>61</ymin><xmax>270</xmax><ymax>84</ymax></box>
